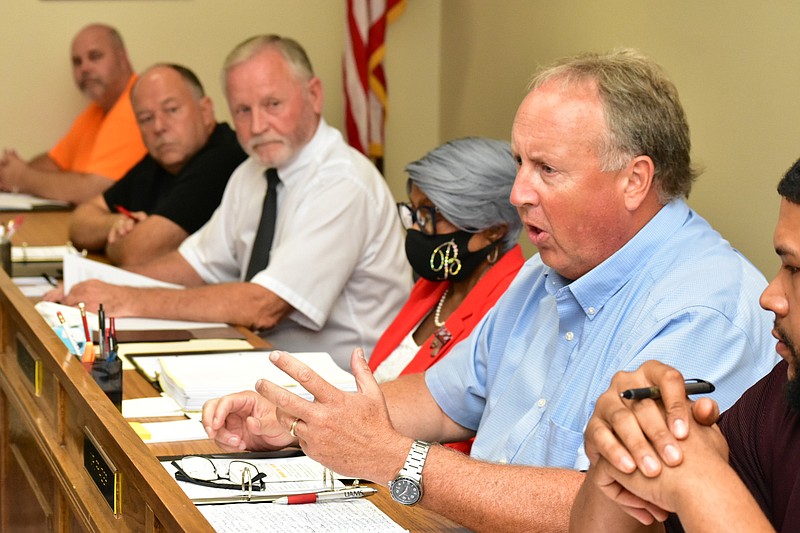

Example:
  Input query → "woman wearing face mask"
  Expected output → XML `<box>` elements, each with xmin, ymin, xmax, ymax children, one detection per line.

<box><xmin>369</xmin><ymin>138</ymin><xmax>524</xmax><ymax>412</ymax></box>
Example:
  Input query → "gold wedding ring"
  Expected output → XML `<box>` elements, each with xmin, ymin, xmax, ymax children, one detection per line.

<box><xmin>289</xmin><ymin>417</ymin><xmax>300</xmax><ymax>438</ymax></box>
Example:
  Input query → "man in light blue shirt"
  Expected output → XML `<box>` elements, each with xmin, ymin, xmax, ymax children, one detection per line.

<box><xmin>427</xmin><ymin>199</ymin><xmax>776</xmax><ymax>471</ymax></box>
<box><xmin>202</xmin><ymin>49</ymin><xmax>777</xmax><ymax>532</ymax></box>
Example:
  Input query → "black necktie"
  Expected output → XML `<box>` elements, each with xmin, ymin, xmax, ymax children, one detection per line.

<box><xmin>245</xmin><ymin>168</ymin><xmax>280</xmax><ymax>281</ymax></box>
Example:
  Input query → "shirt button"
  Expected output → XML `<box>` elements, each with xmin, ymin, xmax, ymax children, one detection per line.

<box><xmin>537</xmin><ymin>398</ymin><xmax>547</xmax><ymax>408</ymax></box>
<box><xmin>565</xmin><ymin>331</ymin><xmax>574</xmax><ymax>341</ymax></box>
<box><xmin>498</xmin><ymin>458</ymin><xmax>508</xmax><ymax>464</ymax></box>
<box><xmin>587</xmin><ymin>307</ymin><xmax>595</xmax><ymax>315</ymax></box>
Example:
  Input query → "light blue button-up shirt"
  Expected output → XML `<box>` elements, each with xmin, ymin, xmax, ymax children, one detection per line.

<box><xmin>426</xmin><ymin>200</ymin><xmax>779</xmax><ymax>470</ymax></box>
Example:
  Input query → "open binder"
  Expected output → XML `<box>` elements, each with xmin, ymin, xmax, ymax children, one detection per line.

<box><xmin>155</xmin><ymin>351</ymin><xmax>357</xmax><ymax>411</ymax></box>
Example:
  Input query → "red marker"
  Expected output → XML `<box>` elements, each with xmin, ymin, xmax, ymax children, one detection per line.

<box><xmin>272</xmin><ymin>487</ymin><xmax>376</xmax><ymax>505</ymax></box>
<box><xmin>114</xmin><ymin>204</ymin><xmax>137</xmax><ymax>221</ymax></box>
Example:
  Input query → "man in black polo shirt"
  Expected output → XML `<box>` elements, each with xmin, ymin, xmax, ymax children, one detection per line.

<box><xmin>69</xmin><ymin>63</ymin><xmax>246</xmax><ymax>266</ymax></box>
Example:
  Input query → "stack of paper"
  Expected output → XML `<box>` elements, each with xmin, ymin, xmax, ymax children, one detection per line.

<box><xmin>0</xmin><ymin>192</ymin><xmax>69</xmax><ymax>211</ymax></box>
<box><xmin>158</xmin><ymin>352</ymin><xmax>356</xmax><ymax>411</ymax></box>
<box><xmin>12</xmin><ymin>243</ymin><xmax>80</xmax><ymax>263</ymax></box>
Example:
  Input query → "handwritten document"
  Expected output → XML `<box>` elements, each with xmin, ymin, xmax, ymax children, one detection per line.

<box><xmin>199</xmin><ymin>499</ymin><xmax>408</xmax><ymax>533</ymax></box>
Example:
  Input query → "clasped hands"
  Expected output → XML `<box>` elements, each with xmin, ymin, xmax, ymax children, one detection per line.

<box><xmin>108</xmin><ymin>210</ymin><xmax>147</xmax><ymax>244</ymax></box>
<box><xmin>584</xmin><ymin>361</ymin><xmax>729</xmax><ymax>525</ymax></box>
<box><xmin>0</xmin><ymin>149</ymin><xmax>29</xmax><ymax>193</ymax></box>
<box><xmin>202</xmin><ymin>347</ymin><xmax>411</xmax><ymax>484</ymax></box>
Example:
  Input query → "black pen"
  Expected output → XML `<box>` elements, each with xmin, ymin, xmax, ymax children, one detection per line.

<box><xmin>98</xmin><ymin>303</ymin><xmax>106</xmax><ymax>360</ymax></box>
<box><xmin>620</xmin><ymin>378</ymin><xmax>715</xmax><ymax>400</ymax></box>
<box><xmin>41</xmin><ymin>273</ymin><xmax>58</xmax><ymax>287</ymax></box>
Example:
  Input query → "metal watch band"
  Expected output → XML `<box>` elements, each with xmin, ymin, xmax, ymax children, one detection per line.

<box><xmin>397</xmin><ymin>440</ymin><xmax>430</xmax><ymax>482</ymax></box>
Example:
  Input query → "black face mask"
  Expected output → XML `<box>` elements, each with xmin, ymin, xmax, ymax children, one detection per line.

<box><xmin>405</xmin><ymin>229</ymin><xmax>496</xmax><ymax>282</ymax></box>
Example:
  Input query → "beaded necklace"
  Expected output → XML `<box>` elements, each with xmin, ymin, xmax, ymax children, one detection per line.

<box><xmin>433</xmin><ymin>288</ymin><xmax>449</xmax><ymax>328</ymax></box>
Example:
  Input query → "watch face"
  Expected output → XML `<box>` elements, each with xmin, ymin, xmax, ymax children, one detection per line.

<box><xmin>390</xmin><ymin>477</ymin><xmax>421</xmax><ymax>505</ymax></box>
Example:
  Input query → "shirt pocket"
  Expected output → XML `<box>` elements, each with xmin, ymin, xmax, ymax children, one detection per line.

<box><xmin>520</xmin><ymin>417</ymin><xmax>584</xmax><ymax>469</ymax></box>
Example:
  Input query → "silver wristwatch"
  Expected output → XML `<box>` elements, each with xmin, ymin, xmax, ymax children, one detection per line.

<box><xmin>389</xmin><ymin>440</ymin><xmax>430</xmax><ymax>506</ymax></box>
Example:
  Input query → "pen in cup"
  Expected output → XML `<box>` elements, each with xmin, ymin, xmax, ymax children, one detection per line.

<box><xmin>56</xmin><ymin>311</ymin><xmax>81</xmax><ymax>355</ymax></box>
<box><xmin>620</xmin><ymin>378</ymin><xmax>715</xmax><ymax>400</ymax></box>
<box><xmin>97</xmin><ymin>303</ymin><xmax>106</xmax><ymax>360</ymax></box>
<box><xmin>78</xmin><ymin>302</ymin><xmax>96</xmax><ymax>363</ymax></box>
<box><xmin>107</xmin><ymin>317</ymin><xmax>118</xmax><ymax>362</ymax></box>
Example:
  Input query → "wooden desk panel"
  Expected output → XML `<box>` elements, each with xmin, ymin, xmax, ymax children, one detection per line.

<box><xmin>0</xmin><ymin>270</ymin><xmax>214</xmax><ymax>532</ymax></box>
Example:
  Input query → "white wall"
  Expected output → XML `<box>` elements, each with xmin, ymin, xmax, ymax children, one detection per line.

<box><xmin>439</xmin><ymin>0</ymin><xmax>800</xmax><ymax>276</ymax></box>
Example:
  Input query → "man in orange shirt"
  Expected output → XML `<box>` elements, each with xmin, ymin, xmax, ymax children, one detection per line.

<box><xmin>0</xmin><ymin>23</ymin><xmax>146</xmax><ymax>204</ymax></box>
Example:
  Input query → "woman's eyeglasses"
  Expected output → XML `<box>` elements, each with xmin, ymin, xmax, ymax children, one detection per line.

<box><xmin>397</xmin><ymin>202</ymin><xmax>439</xmax><ymax>235</ymax></box>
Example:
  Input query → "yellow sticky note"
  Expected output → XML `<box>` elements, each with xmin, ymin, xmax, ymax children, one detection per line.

<box><xmin>129</xmin><ymin>421</ymin><xmax>151</xmax><ymax>441</ymax></box>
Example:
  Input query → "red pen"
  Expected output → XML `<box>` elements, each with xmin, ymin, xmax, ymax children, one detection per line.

<box><xmin>114</xmin><ymin>204</ymin><xmax>137</xmax><ymax>221</ymax></box>
<box><xmin>78</xmin><ymin>302</ymin><xmax>91</xmax><ymax>341</ymax></box>
<box><xmin>272</xmin><ymin>487</ymin><xmax>376</xmax><ymax>505</ymax></box>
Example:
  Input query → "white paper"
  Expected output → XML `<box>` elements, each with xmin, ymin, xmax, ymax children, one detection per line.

<box><xmin>122</xmin><ymin>395</ymin><xmax>184</xmax><ymax>418</ymax></box>
<box><xmin>13</xmin><ymin>276</ymin><xmax>56</xmax><ymax>297</ymax></box>
<box><xmin>63</xmin><ymin>253</ymin><xmax>183</xmax><ymax>293</ymax></box>
<box><xmin>199</xmin><ymin>500</ymin><xmax>408</xmax><ymax>533</ymax></box>
<box><xmin>0</xmin><ymin>192</ymin><xmax>69</xmax><ymax>210</ymax></box>
<box><xmin>130</xmin><ymin>419</ymin><xmax>208</xmax><ymax>443</ymax></box>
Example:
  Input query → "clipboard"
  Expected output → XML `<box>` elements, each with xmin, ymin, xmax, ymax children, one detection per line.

<box><xmin>99</xmin><ymin>325</ymin><xmax>247</xmax><ymax>344</ymax></box>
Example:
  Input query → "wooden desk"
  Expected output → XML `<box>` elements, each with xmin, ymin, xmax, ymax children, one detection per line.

<box><xmin>0</xmin><ymin>210</ymin><xmax>467</xmax><ymax>532</ymax></box>
<box><xmin>6</xmin><ymin>209</ymin><xmax>71</xmax><ymax>247</ymax></box>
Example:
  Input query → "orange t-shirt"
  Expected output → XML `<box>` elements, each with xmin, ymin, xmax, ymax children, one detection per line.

<box><xmin>49</xmin><ymin>75</ymin><xmax>146</xmax><ymax>181</ymax></box>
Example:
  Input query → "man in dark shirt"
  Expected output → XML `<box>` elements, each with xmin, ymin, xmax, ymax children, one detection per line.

<box><xmin>69</xmin><ymin>63</ymin><xmax>246</xmax><ymax>266</ymax></box>
<box><xmin>569</xmin><ymin>157</ymin><xmax>800</xmax><ymax>532</ymax></box>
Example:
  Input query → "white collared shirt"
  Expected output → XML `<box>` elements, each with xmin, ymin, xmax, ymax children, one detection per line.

<box><xmin>180</xmin><ymin>120</ymin><xmax>412</xmax><ymax>368</ymax></box>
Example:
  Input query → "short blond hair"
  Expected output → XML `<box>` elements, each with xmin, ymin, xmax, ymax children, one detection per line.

<box><xmin>530</xmin><ymin>49</ymin><xmax>698</xmax><ymax>202</ymax></box>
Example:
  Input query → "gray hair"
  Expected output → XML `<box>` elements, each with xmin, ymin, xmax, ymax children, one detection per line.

<box><xmin>221</xmin><ymin>34</ymin><xmax>314</xmax><ymax>92</ymax></box>
<box><xmin>406</xmin><ymin>137</ymin><xmax>522</xmax><ymax>252</ymax></box>
<box><xmin>529</xmin><ymin>48</ymin><xmax>698</xmax><ymax>202</ymax></box>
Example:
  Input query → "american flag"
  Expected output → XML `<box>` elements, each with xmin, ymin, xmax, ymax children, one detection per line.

<box><xmin>343</xmin><ymin>0</ymin><xmax>405</xmax><ymax>172</ymax></box>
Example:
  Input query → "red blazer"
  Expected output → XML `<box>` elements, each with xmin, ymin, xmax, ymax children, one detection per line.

<box><xmin>369</xmin><ymin>244</ymin><xmax>524</xmax><ymax>374</ymax></box>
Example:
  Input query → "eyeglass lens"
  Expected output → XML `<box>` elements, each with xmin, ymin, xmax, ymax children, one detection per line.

<box><xmin>397</xmin><ymin>203</ymin><xmax>437</xmax><ymax>235</ymax></box>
